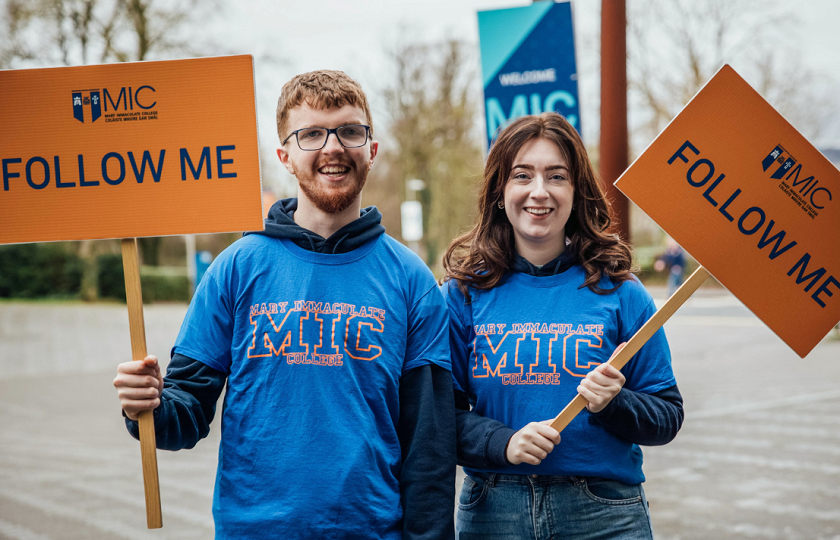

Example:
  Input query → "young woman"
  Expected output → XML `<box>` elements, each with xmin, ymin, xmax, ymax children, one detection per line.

<box><xmin>442</xmin><ymin>113</ymin><xmax>684</xmax><ymax>540</ymax></box>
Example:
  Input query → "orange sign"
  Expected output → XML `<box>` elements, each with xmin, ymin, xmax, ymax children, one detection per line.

<box><xmin>0</xmin><ymin>55</ymin><xmax>263</xmax><ymax>244</ymax></box>
<box><xmin>615</xmin><ymin>64</ymin><xmax>840</xmax><ymax>358</ymax></box>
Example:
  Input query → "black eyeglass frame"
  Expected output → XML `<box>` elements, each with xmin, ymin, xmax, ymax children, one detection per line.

<box><xmin>281</xmin><ymin>124</ymin><xmax>371</xmax><ymax>151</ymax></box>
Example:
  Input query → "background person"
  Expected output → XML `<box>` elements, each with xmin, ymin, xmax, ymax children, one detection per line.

<box><xmin>654</xmin><ymin>236</ymin><xmax>687</xmax><ymax>297</ymax></box>
<box><xmin>114</xmin><ymin>70</ymin><xmax>456</xmax><ymax>539</ymax></box>
<box><xmin>442</xmin><ymin>113</ymin><xmax>684</xmax><ymax>539</ymax></box>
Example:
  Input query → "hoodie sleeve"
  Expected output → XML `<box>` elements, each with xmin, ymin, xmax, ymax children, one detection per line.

<box><xmin>398</xmin><ymin>363</ymin><xmax>456</xmax><ymax>540</ymax></box>
<box><xmin>455</xmin><ymin>389</ymin><xmax>516</xmax><ymax>468</ymax></box>
<box><xmin>443</xmin><ymin>280</ymin><xmax>517</xmax><ymax>469</ymax></box>
<box><xmin>125</xmin><ymin>352</ymin><xmax>226</xmax><ymax>450</ymax></box>
<box><xmin>590</xmin><ymin>384</ymin><xmax>684</xmax><ymax>446</ymax></box>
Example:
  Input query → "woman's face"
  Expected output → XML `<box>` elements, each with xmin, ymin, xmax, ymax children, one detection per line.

<box><xmin>503</xmin><ymin>137</ymin><xmax>574</xmax><ymax>259</ymax></box>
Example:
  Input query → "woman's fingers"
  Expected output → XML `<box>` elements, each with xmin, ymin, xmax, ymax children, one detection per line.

<box><xmin>506</xmin><ymin>422</ymin><xmax>561</xmax><ymax>465</ymax></box>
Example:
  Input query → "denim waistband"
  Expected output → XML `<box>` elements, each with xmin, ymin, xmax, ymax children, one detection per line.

<box><xmin>468</xmin><ymin>471</ymin><xmax>585</xmax><ymax>486</ymax></box>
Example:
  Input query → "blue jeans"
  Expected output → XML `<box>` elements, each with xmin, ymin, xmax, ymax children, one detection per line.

<box><xmin>456</xmin><ymin>472</ymin><xmax>654</xmax><ymax>540</ymax></box>
<box><xmin>666</xmin><ymin>269</ymin><xmax>684</xmax><ymax>297</ymax></box>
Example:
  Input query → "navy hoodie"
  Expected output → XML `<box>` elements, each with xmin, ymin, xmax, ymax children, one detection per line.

<box><xmin>126</xmin><ymin>198</ymin><xmax>456</xmax><ymax>540</ymax></box>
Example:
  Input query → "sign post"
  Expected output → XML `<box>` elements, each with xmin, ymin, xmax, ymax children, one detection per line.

<box><xmin>0</xmin><ymin>55</ymin><xmax>264</xmax><ymax>527</ymax></box>
<box><xmin>549</xmin><ymin>64</ymin><xmax>840</xmax><ymax>431</ymax></box>
<box><xmin>551</xmin><ymin>266</ymin><xmax>710</xmax><ymax>431</ymax></box>
<box><xmin>477</xmin><ymin>1</ymin><xmax>581</xmax><ymax>149</ymax></box>
<box><xmin>121</xmin><ymin>237</ymin><xmax>162</xmax><ymax>527</ymax></box>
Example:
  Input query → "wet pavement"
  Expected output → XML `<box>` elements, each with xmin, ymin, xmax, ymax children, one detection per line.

<box><xmin>1</xmin><ymin>288</ymin><xmax>839</xmax><ymax>539</ymax></box>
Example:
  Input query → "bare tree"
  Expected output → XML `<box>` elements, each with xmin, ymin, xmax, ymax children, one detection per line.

<box><xmin>625</xmin><ymin>0</ymin><xmax>836</xmax><ymax>248</ymax></box>
<box><xmin>0</xmin><ymin>0</ymin><xmax>37</xmax><ymax>66</ymax></box>
<box><xmin>0</xmin><ymin>0</ymin><xmax>209</xmax><ymax>68</ymax></box>
<box><xmin>365</xmin><ymin>38</ymin><xmax>484</xmax><ymax>271</ymax></box>
<box><xmin>628</xmin><ymin>0</ymin><xmax>833</xmax><ymax>150</ymax></box>
<box><xmin>1</xmin><ymin>0</ymin><xmax>213</xmax><ymax>298</ymax></box>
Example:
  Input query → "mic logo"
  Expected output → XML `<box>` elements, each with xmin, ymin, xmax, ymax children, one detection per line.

<box><xmin>72</xmin><ymin>90</ymin><xmax>101</xmax><ymax>123</ymax></box>
<box><xmin>763</xmin><ymin>143</ymin><xmax>833</xmax><ymax>218</ymax></box>
<box><xmin>762</xmin><ymin>144</ymin><xmax>796</xmax><ymax>179</ymax></box>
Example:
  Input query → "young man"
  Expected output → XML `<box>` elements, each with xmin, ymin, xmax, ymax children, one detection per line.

<box><xmin>114</xmin><ymin>70</ymin><xmax>456</xmax><ymax>539</ymax></box>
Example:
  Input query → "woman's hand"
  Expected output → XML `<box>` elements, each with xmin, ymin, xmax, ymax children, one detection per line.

<box><xmin>577</xmin><ymin>342</ymin><xmax>627</xmax><ymax>413</ymax></box>
<box><xmin>505</xmin><ymin>420</ymin><xmax>561</xmax><ymax>465</ymax></box>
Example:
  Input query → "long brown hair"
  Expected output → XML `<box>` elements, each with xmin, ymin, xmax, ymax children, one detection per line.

<box><xmin>443</xmin><ymin>113</ymin><xmax>632</xmax><ymax>299</ymax></box>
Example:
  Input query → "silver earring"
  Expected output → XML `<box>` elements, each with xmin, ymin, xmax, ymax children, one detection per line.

<box><xmin>498</xmin><ymin>201</ymin><xmax>505</xmax><ymax>209</ymax></box>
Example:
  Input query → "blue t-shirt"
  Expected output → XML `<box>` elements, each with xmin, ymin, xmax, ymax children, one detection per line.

<box><xmin>444</xmin><ymin>266</ymin><xmax>674</xmax><ymax>484</ymax></box>
<box><xmin>173</xmin><ymin>234</ymin><xmax>450</xmax><ymax>539</ymax></box>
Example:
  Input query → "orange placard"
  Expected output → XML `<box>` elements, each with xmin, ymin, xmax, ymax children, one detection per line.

<box><xmin>0</xmin><ymin>55</ymin><xmax>264</xmax><ymax>244</ymax></box>
<box><xmin>615</xmin><ymin>64</ymin><xmax>840</xmax><ymax>358</ymax></box>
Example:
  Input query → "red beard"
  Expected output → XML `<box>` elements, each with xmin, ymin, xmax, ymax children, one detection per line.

<box><xmin>297</xmin><ymin>164</ymin><xmax>368</xmax><ymax>214</ymax></box>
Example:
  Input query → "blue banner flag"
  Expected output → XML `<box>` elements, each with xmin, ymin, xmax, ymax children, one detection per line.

<box><xmin>478</xmin><ymin>1</ymin><xmax>580</xmax><ymax>149</ymax></box>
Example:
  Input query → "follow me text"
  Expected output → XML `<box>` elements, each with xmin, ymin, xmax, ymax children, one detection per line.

<box><xmin>669</xmin><ymin>141</ymin><xmax>838</xmax><ymax>309</ymax></box>
<box><xmin>2</xmin><ymin>145</ymin><xmax>237</xmax><ymax>190</ymax></box>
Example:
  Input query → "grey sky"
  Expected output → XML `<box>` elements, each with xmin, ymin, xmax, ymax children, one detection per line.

<box><xmin>202</xmin><ymin>0</ymin><xmax>840</xmax><ymax>192</ymax></box>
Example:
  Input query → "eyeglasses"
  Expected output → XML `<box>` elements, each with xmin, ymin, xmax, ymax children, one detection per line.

<box><xmin>282</xmin><ymin>124</ymin><xmax>371</xmax><ymax>151</ymax></box>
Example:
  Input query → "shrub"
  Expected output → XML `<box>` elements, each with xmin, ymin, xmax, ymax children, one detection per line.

<box><xmin>96</xmin><ymin>257</ymin><xmax>189</xmax><ymax>303</ymax></box>
<box><xmin>140</xmin><ymin>267</ymin><xmax>190</xmax><ymax>303</ymax></box>
<box><xmin>97</xmin><ymin>253</ymin><xmax>126</xmax><ymax>301</ymax></box>
<box><xmin>0</xmin><ymin>244</ymin><xmax>83</xmax><ymax>298</ymax></box>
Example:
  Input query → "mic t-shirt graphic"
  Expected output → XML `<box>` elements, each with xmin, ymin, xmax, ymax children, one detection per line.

<box><xmin>444</xmin><ymin>267</ymin><xmax>675</xmax><ymax>484</ymax></box>
<box><xmin>172</xmin><ymin>234</ymin><xmax>450</xmax><ymax>538</ymax></box>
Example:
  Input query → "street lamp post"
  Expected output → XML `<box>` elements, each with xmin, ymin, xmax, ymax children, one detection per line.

<box><xmin>401</xmin><ymin>178</ymin><xmax>426</xmax><ymax>255</ymax></box>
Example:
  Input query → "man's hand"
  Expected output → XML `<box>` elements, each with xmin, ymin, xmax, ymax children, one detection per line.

<box><xmin>578</xmin><ymin>343</ymin><xmax>627</xmax><ymax>413</ymax></box>
<box><xmin>113</xmin><ymin>355</ymin><xmax>164</xmax><ymax>421</ymax></box>
<box><xmin>505</xmin><ymin>420</ymin><xmax>561</xmax><ymax>465</ymax></box>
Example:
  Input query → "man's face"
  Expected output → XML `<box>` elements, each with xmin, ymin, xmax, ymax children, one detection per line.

<box><xmin>277</xmin><ymin>103</ymin><xmax>378</xmax><ymax>214</ymax></box>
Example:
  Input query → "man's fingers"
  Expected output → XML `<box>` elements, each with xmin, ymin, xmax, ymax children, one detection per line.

<box><xmin>113</xmin><ymin>372</ymin><xmax>155</xmax><ymax>392</ymax></box>
<box><xmin>142</xmin><ymin>355</ymin><xmax>162</xmax><ymax>377</ymax></box>
<box><xmin>142</xmin><ymin>354</ymin><xmax>158</xmax><ymax>365</ymax></box>
<box><xmin>117</xmin><ymin>360</ymin><xmax>157</xmax><ymax>376</ymax></box>
<box><xmin>115</xmin><ymin>355</ymin><xmax>162</xmax><ymax>421</ymax></box>
<box><xmin>118</xmin><ymin>386</ymin><xmax>161</xmax><ymax>400</ymax></box>
<box><xmin>115</xmin><ymin>375</ymin><xmax>162</xmax><ymax>390</ymax></box>
<box><xmin>123</xmin><ymin>398</ymin><xmax>160</xmax><ymax>421</ymax></box>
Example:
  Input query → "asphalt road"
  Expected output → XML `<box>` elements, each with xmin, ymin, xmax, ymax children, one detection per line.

<box><xmin>1</xmin><ymin>288</ymin><xmax>839</xmax><ymax>540</ymax></box>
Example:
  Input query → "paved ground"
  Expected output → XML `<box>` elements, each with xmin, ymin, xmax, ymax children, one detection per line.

<box><xmin>1</xmin><ymin>289</ymin><xmax>839</xmax><ymax>539</ymax></box>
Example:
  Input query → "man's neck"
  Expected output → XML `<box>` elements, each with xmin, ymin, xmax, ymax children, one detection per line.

<box><xmin>293</xmin><ymin>193</ymin><xmax>362</xmax><ymax>239</ymax></box>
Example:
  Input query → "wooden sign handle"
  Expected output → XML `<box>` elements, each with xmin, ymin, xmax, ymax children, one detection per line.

<box><xmin>549</xmin><ymin>266</ymin><xmax>712</xmax><ymax>433</ymax></box>
<box><xmin>121</xmin><ymin>238</ymin><xmax>163</xmax><ymax>529</ymax></box>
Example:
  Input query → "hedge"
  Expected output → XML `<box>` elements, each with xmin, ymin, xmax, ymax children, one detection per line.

<box><xmin>0</xmin><ymin>244</ymin><xmax>83</xmax><ymax>298</ymax></box>
<box><xmin>97</xmin><ymin>253</ymin><xmax>190</xmax><ymax>302</ymax></box>
<box><xmin>0</xmin><ymin>245</ymin><xmax>189</xmax><ymax>302</ymax></box>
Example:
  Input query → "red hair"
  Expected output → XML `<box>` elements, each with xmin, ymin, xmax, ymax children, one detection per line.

<box><xmin>276</xmin><ymin>70</ymin><xmax>373</xmax><ymax>142</ymax></box>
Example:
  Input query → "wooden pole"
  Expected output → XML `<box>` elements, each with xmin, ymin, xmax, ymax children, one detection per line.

<box><xmin>600</xmin><ymin>0</ymin><xmax>630</xmax><ymax>242</ymax></box>
<box><xmin>549</xmin><ymin>266</ymin><xmax>711</xmax><ymax>432</ymax></box>
<box><xmin>120</xmin><ymin>238</ymin><xmax>163</xmax><ymax>529</ymax></box>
